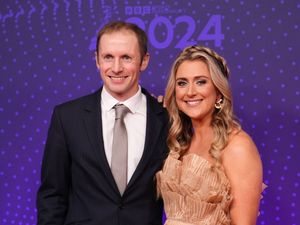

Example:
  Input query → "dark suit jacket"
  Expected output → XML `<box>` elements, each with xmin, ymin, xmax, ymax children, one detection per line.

<box><xmin>36</xmin><ymin>88</ymin><xmax>169</xmax><ymax>225</ymax></box>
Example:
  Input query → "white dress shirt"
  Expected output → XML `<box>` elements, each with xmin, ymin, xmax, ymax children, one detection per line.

<box><xmin>101</xmin><ymin>86</ymin><xmax>147</xmax><ymax>183</ymax></box>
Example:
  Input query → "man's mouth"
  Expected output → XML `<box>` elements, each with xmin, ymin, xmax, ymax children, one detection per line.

<box><xmin>109</xmin><ymin>75</ymin><xmax>128</xmax><ymax>81</ymax></box>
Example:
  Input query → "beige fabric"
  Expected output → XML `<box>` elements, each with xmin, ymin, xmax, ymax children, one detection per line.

<box><xmin>156</xmin><ymin>151</ymin><xmax>232</xmax><ymax>225</ymax></box>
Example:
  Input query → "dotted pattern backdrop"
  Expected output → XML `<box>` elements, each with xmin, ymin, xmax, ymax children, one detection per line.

<box><xmin>0</xmin><ymin>1</ymin><xmax>299</xmax><ymax>224</ymax></box>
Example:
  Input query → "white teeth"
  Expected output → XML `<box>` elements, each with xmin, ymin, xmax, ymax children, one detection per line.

<box><xmin>186</xmin><ymin>100</ymin><xmax>202</xmax><ymax>105</ymax></box>
<box><xmin>110</xmin><ymin>76</ymin><xmax>127</xmax><ymax>80</ymax></box>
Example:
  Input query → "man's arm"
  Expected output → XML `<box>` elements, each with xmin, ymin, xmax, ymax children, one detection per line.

<box><xmin>36</xmin><ymin>106</ymin><xmax>71</xmax><ymax>225</ymax></box>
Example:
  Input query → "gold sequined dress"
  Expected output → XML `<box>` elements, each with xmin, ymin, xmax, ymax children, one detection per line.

<box><xmin>156</xmin><ymin>151</ymin><xmax>232</xmax><ymax>225</ymax></box>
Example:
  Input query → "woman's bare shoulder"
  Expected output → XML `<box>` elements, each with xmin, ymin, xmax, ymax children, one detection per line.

<box><xmin>222</xmin><ymin>129</ymin><xmax>261</xmax><ymax>171</ymax></box>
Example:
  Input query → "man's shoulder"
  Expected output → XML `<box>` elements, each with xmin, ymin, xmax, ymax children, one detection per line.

<box><xmin>142</xmin><ymin>87</ymin><xmax>161</xmax><ymax>106</ymax></box>
<box><xmin>142</xmin><ymin>87</ymin><xmax>168</xmax><ymax>120</ymax></box>
<box><xmin>55</xmin><ymin>89</ymin><xmax>101</xmax><ymax>112</ymax></box>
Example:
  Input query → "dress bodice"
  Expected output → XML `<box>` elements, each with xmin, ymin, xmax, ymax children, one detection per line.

<box><xmin>156</xmin><ymin>151</ymin><xmax>232</xmax><ymax>225</ymax></box>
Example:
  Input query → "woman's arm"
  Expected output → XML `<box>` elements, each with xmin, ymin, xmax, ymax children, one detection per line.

<box><xmin>222</xmin><ymin>130</ymin><xmax>263</xmax><ymax>225</ymax></box>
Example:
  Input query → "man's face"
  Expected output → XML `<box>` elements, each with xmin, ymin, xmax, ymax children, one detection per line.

<box><xmin>95</xmin><ymin>30</ymin><xmax>149</xmax><ymax>101</ymax></box>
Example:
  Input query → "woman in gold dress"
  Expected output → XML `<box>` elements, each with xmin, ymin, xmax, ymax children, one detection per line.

<box><xmin>156</xmin><ymin>46</ymin><xmax>264</xmax><ymax>225</ymax></box>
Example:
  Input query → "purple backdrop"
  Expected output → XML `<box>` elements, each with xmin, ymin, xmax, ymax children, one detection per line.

<box><xmin>1</xmin><ymin>1</ymin><xmax>299</xmax><ymax>224</ymax></box>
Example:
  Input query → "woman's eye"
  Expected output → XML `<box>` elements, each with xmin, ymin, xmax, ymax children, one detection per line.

<box><xmin>177</xmin><ymin>81</ymin><xmax>187</xmax><ymax>86</ymax></box>
<box><xmin>196</xmin><ymin>80</ymin><xmax>207</xmax><ymax>85</ymax></box>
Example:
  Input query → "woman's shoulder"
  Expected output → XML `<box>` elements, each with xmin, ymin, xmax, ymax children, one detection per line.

<box><xmin>228</xmin><ymin>129</ymin><xmax>257</xmax><ymax>150</ymax></box>
<box><xmin>221</xmin><ymin>129</ymin><xmax>263</xmax><ymax>193</ymax></box>
<box><xmin>222</xmin><ymin>129</ymin><xmax>261</xmax><ymax>167</ymax></box>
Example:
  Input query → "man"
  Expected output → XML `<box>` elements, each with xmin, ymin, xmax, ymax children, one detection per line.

<box><xmin>37</xmin><ymin>21</ymin><xmax>169</xmax><ymax>225</ymax></box>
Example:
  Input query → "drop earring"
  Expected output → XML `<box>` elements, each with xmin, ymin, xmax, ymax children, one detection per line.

<box><xmin>214</xmin><ymin>98</ymin><xmax>223</xmax><ymax>109</ymax></box>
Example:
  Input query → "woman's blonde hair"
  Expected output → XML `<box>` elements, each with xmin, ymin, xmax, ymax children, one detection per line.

<box><xmin>164</xmin><ymin>45</ymin><xmax>240</xmax><ymax>169</ymax></box>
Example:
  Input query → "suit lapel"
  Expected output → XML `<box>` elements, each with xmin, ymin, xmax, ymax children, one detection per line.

<box><xmin>82</xmin><ymin>89</ymin><xmax>119</xmax><ymax>193</ymax></box>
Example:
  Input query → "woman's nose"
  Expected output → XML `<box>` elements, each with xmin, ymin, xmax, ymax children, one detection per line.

<box><xmin>187</xmin><ymin>84</ymin><xmax>196</xmax><ymax>96</ymax></box>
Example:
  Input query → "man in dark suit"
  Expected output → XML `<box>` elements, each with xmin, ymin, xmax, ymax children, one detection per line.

<box><xmin>36</xmin><ymin>21</ymin><xmax>169</xmax><ymax>225</ymax></box>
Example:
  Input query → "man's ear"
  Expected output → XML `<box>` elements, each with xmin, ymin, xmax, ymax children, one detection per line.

<box><xmin>95</xmin><ymin>51</ymin><xmax>100</xmax><ymax>69</ymax></box>
<box><xmin>140</xmin><ymin>53</ymin><xmax>150</xmax><ymax>71</ymax></box>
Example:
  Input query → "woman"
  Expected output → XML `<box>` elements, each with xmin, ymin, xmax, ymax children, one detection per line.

<box><xmin>156</xmin><ymin>45</ymin><xmax>264</xmax><ymax>225</ymax></box>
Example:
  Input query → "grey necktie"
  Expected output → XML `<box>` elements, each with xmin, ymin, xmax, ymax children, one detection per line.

<box><xmin>111</xmin><ymin>104</ymin><xmax>130</xmax><ymax>195</ymax></box>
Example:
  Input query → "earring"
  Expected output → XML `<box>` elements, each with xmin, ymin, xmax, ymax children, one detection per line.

<box><xmin>214</xmin><ymin>98</ymin><xmax>223</xmax><ymax>109</ymax></box>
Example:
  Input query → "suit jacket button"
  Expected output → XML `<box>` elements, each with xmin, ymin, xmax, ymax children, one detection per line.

<box><xmin>119</xmin><ymin>204</ymin><xmax>124</xmax><ymax>209</ymax></box>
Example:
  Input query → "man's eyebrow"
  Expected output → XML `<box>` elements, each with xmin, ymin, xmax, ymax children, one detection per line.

<box><xmin>101</xmin><ymin>53</ymin><xmax>113</xmax><ymax>57</ymax></box>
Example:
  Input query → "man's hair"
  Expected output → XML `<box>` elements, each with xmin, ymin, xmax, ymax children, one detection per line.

<box><xmin>96</xmin><ymin>21</ymin><xmax>148</xmax><ymax>58</ymax></box>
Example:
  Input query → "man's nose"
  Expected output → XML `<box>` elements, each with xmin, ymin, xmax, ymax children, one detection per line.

<box><xmin>112</xmin><ymin>59</ymin><xmax>123</xmax><ymax>73</ymax></box>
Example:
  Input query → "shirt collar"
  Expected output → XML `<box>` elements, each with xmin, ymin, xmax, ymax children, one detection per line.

<box><xmin>101</xmin><ymin>86</ymin><xmax>144</xmax><ymax>114</ymax></box>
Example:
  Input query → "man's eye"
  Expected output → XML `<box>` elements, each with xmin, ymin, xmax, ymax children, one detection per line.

<box><xmin>103</xmin><ymin>55</ymin><xmax>113</xmax><ymax>61</ymax></box>
<box><xmin>122</xmin><ymin>56</ymin><xmax>132</xmax><ymax>62</ymax></box>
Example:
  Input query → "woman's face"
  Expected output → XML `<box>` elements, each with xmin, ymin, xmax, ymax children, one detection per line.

<box><xmin>175</xmin><ymin>60</ymin><xmax>220</xmax><ymax>124</ymax></box>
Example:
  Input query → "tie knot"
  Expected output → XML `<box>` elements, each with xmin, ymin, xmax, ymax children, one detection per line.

<box><xmin>114</xmin><ymin>104</ymin><xmax>130</xmax><ymax>120</ymax></box>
